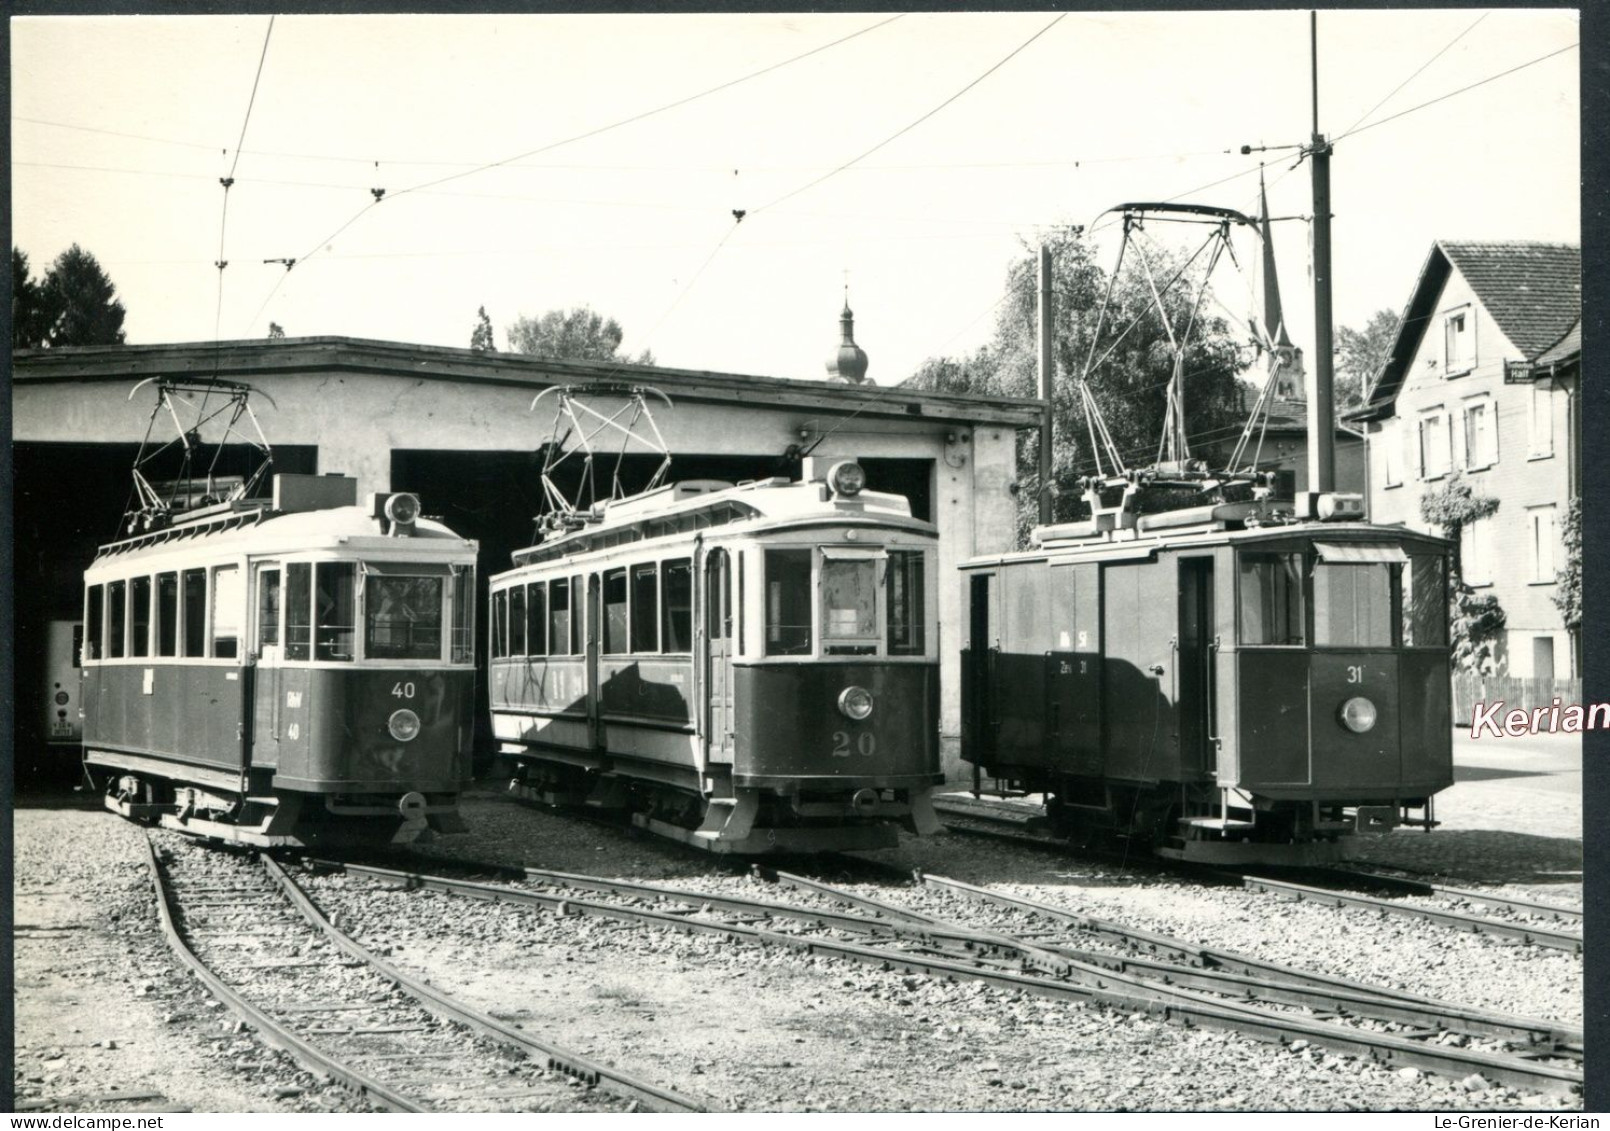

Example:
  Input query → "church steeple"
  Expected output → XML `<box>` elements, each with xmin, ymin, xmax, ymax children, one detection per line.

<box><xmin>1258</xmin><ymin>170</ymin><xmax>1305</xmax><ymax>400</ymax></box>
<box><xmin>826</xmin><ymin>287</ymin><xmax>871</xmax><ymax>385</ymax></box>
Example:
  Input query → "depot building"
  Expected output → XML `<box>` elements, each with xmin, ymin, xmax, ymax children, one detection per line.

<box><xmin>13</xmin><ymin>330</ymin><xmax>1040</xmax><ymax>780</ymax></box>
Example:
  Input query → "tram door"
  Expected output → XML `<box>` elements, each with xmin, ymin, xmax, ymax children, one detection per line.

<box><xmin>250</xmin><ymin>563</ymin><xmax>283</xmax><ymax>770</ymax></box>
<box><xmin>1177</xmin><ymin>557</ymin><xmax>1217</xmax><ymax>778</ymax></box>
<box><xmin>704</xmin><ymin>548</ymin><xmax>735</xmax><ymax>764</ymax></box>
<box><xmin>963</xmin><ymin>573</ymin><xmax>997</xmax><ymax>762</ymax></box>
<box><xmin>585</xmin><ymin>573</ymin><xmax>604</xmax><ymax>752</ymax></box>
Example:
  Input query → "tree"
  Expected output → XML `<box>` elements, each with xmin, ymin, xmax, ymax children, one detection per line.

<box><xmin>266</xmin><ymin>322</ymin><xmax>286</xmax><ymax>339</ymax></box>
<box><xmin>40</xmin><ymin>244</ymin><xmax>126</xmax><ymax>347</ymax></box>
<box><xmin>1420</xmin><ymin>474</ymin><xmax>1506</xmax><ymax>674</ymax></box>
<box><xmin>11</xmin><ymin>248</ymin><xmax>55</xmax><ymax>349</ymax></box>
<box><xmin>506</xmin><ymin>305</ymin><xmax>653</xmax><ymax>365</ymax></box>
<box><xmin>906</xmin><ymin>225</ymin><xmax>1250</xmax><ymax>540</ymax></box>
<box><xmin>1334</xmin><ymin>308</ymin><xmax>1399</xmax><ymax>410</ymax></box>
<box><xmin>470</xmin><ymin>306</ymin><xmax>496</xmax><ymax>352</ymax></box>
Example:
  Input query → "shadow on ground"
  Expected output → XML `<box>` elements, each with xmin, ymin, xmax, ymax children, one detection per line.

<box><xmin>1345</xmin><ymin>828</ymin><xmax>1582</xmax><ymax>885</ymax></box>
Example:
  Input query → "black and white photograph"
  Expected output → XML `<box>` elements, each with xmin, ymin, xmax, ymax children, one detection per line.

<box><xmin>8</xmin><ymin>7</ymin><xmax>1590</xmax><ymax>1116</ymax></box>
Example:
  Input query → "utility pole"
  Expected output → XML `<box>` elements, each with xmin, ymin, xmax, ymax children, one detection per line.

<box><xmin>1308</xmin><ymin>10</ymin><xmax>1337</xmax><ymax>494</ymax></box>
<box><xmin>1037</xmin><ymin>243</ymin><xmax>1055</xmax><ymax>524</ymax></box>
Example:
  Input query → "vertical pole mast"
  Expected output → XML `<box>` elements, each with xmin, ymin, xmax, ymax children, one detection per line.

<box><xmin>1308</xmin><ymin>9</ymin><xmax>1337</xmax><ymax>493</ymax></box>
<box><xmin>1037</xmin><ymin>242</ymin><xmax>1056</xmax><ymax>524</ymax></box>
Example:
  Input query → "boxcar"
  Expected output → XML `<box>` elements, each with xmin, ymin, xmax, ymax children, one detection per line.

<box><xmin>81</xmin><ymin>474</ymin><xmax>479</xmax><ymax>847</ymax></box>
<box><xmin>490</xmin><ymin>459</ymin><xmax>943</xmax><ymax>853</ymax></box>
<box><xmin>961</xmin><ymin>494</ymin><xmax>1454</xmax><ymax>863</ymax></box>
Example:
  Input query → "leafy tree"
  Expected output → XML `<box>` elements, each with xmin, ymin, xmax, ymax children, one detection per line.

<box><xmin>906</xmin><ymin>225</ymin><xmax>1249</xmax><ymax>540</ymax></box>
<box><xmin>1553</xmin><ymin>497</ymin><xmax>1581</xmax><ymax>630</ymax></box>
<box><xmin>1420</xmin><ymin>474</ymin><xmax>1506</xmax><ymax>674</ymax></box>
<box><xmin>506</xmin><ymin>305</ymin><xmax>653</xmax><ymax>365</ymax></box>
<box><xmin>266</xmin><ymin>322</ymin><xmax>286</xmax><ymax>339</ymax></box>
<box><xmin>11</xmin><ymin>248</ymin><xmax>55</xmax><ymax>349</ymax></box>
<box><xmin>1335</xmin><ymin>308</ymin><xmax>1399</xmax><ymax>410</ymax></box>
<box><xmin>470</xmin><ymin>305</ymin><xmax>496</xmax><ymax>352</ymax></box>
<box><xmin>40</xmin><ymin>244</ymin><xmax>126</xmax><ymax>347</ymax></box>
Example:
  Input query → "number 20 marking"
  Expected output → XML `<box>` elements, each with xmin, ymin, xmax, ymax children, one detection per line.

<box><xmin>831</xmin><ymin>731</ymin><xmax>878</xmax><ymax>758</ymax></box>
<box><xmin>1345</xmin><ymin>665</ymin><xmax>1364</xmax><ymax>684</ymax></box>
<box><xmin>392</xmin><ymin>681</ymin><xmax>416</xmax><ymax>699</ymax></box>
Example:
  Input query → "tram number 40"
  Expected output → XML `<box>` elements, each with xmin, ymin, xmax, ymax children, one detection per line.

<box><xmin>392</xmin><ymin>681</ymin><xmax>417</xmax><ymax>699</ymax></box>
<box><xmin>831</xmin><ymin>731</ymin><xmax>878</xmax><ymax>758</ymax></box>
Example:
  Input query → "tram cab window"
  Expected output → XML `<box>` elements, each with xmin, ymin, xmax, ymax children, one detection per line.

<box><xmin>1315</xmin><ymin>563</ymin><xmax>1393</xmax><ymax>648</ymax></box>
<box><xmin>630</xmin><ymin>564</ymin><xmax>659</xmax><ymax>653</ymax></box>
<box><xmin>181</xmin><ymin>569</ymin><xmax>207</xmax><ymax>658</ymax></box>
<box><xmin>366</xmin><ymin>573</ymin><xmax>444</xmax><ymax>661</ymax></box>
<box><xmin>887</xmin><ymin>550</ymin><xmax>926</xmax><ymax>656</ymax></box>
<box><xmin>549</xmin><ymin>579</ymin><xmax>571</xmax><ymax>656</ymax></box>
<box><xmin>1238</xmin><ymin>553</ymin><xmax>1305</xmax><ymax>646</ymax></box>
<box><xmin>526</xmin><ymin>582</ymin><xmax>546</xmax><ymax>657</ymax></box>
<box><xmin>85</xmin><ymin>584</ymin><xmax>104</xmax><ymax>661</ymax></box>
<box><xmin>508</xmin><ymin>584</ymin><xmax>527</xmax><ymax>657</ymax></box>
<box><xmin>603</xmin><ymin>568</ymin><xmax>629</xmax><ymax>654</ymax></box>
<box><xmin>257</xmin><ymin>570</ymin><xmax>281</xmax><ymax>651</ymax></box>
<box><xmin>662</xmin><ymin>559</ymin><xmax>692</xmax><ymax>653</ymax></box>
<box><xmin>821</xmin><ymin>551</ymin><xmax>877</xmax><ymax>656</ymax></box>
<box><xmin>130</xmin><ymin>577</ymin><xmax>152</xmax><ymax>658</ymax></box>
<box><xmin>157</xmin><ymin>572</ymin><xmax>179</xmax><ymax>657</ymax></box>
<box><xmin>766</xmin><ymin>549</ymin><xmax>813</xmax><ymax>656</ymax></box>
<box><xmin>1403</xmin><ymin>553</ymin><xmax>1448</xmax><ymax>648</ymax></box>
<box><xmin>212</xmin><ymin>565</ymin><xmax>243</xmax><ymax>660</ymax></box>
<box><xmin>450</xmin><ymin>567</ymin><xmax>475</xmax><ymax>663</ymax></box>
<box><xmin>491</xmin><ymin>589</ymin><xmax>509</xmax><ymax>660</ymax></box>
<box><xmin>108</xmin><ymin>580</ymin><xmax>127</xmax><ymax>658</ymax></box>
<box><xmin>313</xmin><ymin>563</ymin><xmax>356</xmax><ymax>661</ymax></box>
<box><xmin>286</xmin><ymin>564</ymin><xmax>313</xmax><ymax>661</ymax></box>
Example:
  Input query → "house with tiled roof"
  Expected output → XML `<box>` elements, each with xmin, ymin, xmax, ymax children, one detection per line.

<box><xmin>1350</xmin><ymin>240</ymin><xmax>1581</xmax><ymax>678</ymax></box>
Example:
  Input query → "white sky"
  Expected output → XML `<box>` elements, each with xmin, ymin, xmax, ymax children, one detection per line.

<box><xmin>11</xmin><ymin>9</ymin><xmax>1580</xmax><ymax>384</ymax></box>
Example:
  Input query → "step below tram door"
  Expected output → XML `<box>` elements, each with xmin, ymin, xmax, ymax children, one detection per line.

<box><xmin>1177</xmin><ymin>556</ymin><xmax>1218</xmax><ymax>781</ymax></box>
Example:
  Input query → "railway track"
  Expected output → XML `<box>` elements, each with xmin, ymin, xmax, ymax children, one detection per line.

<box><xmin>142</xmin><ymin>835</ymin><xmax>709</xmax><ymax>1113</ymax></box>
<box><xmin>934</xmin><ymin>795</ymin><xmax>1585</xmax><ymax>953</ymax></box>
<box><xmin>319</xmin><ymin>850</ymin><xmax>1581</xmax><ymax>1099</ymax></box>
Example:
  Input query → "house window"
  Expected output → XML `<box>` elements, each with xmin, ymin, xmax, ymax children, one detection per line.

<box><xmin>1417</xmin><ymin>408</ymin><xmax>1451</xmax><ymax>479</ymax></box>
<box><xmin>1529</xmin><ymin>505</ymin><xmax>1557</xmax><ymax>582</ymax></box>
<box><xmin>1443</xmin><ymin>306</ymin><xmax>1474</xmax><ymax>375</ymax></box>
<box><xmin>1529</xmin><ymin>381</ymin><xmax>1555</xmax><ymax>458</ymax></box>
<box><xmin>1459</xmin><ymin>516</ymin><xmax>1494</xmax><ymax>586</ymax></box>
<box><xmin>1461</xmin><ymin>397</ymin><xmax>1496</xmax><ymax>470</ymax></box>
<box><xmin>1381</xmin><ymin>420</ymin><xmax>1403</xmax><ymax>487</ymax></box>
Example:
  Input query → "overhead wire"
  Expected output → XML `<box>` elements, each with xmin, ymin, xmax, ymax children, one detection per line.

<box><xmin>1338</xmin><ymin>12</ymin><xmax>1489</xmax><ymax>139</ymax></box>
<box><xmin>212</xmin><ymin>15</ymin><xmax>274</xmax><ymax>363</ymax></box>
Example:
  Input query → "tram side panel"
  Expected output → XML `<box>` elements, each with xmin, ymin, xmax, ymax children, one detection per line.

<box><xmin>1100</xmin><ymin>559</ymin><xmax>1184</xmax><ymax>786</ymax></box>
<box><xmin>83</xmin><ymin>662</ymin><xmax>246</xmax><ymax>777</ymax></box>
<box><xmin>1047</xmin><ymin>563</ymin><xmax>1102</xmax><ymax>777</ymax></box>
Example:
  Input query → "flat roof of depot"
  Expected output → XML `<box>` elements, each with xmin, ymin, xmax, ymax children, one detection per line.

<box><xmin>13</xmin><ymin>335</ymin><xmax>1043</xmax><ymax>427</ymax></box>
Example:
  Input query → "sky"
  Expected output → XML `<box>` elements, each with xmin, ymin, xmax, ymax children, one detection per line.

<box><xmin>11</xmin><ymin>9</ymin><xmax>1581</xmax><ymax>386</ymax></box>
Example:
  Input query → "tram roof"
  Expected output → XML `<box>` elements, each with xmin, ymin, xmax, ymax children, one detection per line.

<box><xmin>14</xmin><ymin>335</ymin><xmax>1044</xmax><ymax>428</ymax></box>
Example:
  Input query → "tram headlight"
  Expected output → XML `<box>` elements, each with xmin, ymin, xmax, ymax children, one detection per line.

<box><xmin>1339</xmin><ymin>696</ymin><xmax>1377</xmax><ymax>734</ymax></box>
<box><xmin>838</xmin><ymin>686</ymin><xmax>874</xmax><ymax>721</ymax></box>
<box><xmin>385</xmin><ymin>492</ymin><xmax>421</xmax><ymax>526</ymax></box>
<box><xmin>828</xmin><ymin>461</ymin><xmax>866</xmax><ymax>498</ymax></box>
<box><xmin>389</xmin><ymin>708</ymin><xmax>422</xmax><ymax>742</ymax></box>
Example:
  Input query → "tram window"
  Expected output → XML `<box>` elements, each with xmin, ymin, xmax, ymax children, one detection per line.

<box><xmin>765</xmin><ymin>549</ymin><xmax>813</xmax><ymax>656</ymax></box>
<box><xmin>285</xmin><ymin>563</ymin><xmax>313</xmax><ymax>661</ymax></box>
<box><xmin>157</xmin><ymin>572</ymin><xmax>179</xmax><ymax>657</ymax></box>
<box><xmin>887</xmin><ymin>550</ymin><xmax>926</xmax><ymax>656</ymax></box>
<box><xmin>508</xmin><ymin>584</ymin><xmax>527</xmax><ymax>657</ymax></box>
<box><xmin>108</xmin><ymin>580</ymin><xmax>127</xmax><ymax>658</ymax></box>
<box><xmin>1315</xmin><ymin>564</ymin><xmax>1392</xmax><ymax>648</ymax></box>
<box><xmin>603</xmin><ymin>568</ymin><xmax>629</xmax><ymax>654</ymax></box>
<box><xmin>1238</xmin><ymin>554</ymin><xmax>1305</xmax><ymax>646</ymax></box>
<box><xmin>821</xmin><ymin>554</ymin><xmax>877</xmax><ymax>656</ymax></box>
<box><xmin>549</xmin><ymin>579</ymin><xmax>571</xmax><ymax>657</ymax></box>
<box><xmin>526</xmin><ymin>582</ymin><xmax>547</xmax><ymax>657</ymax></box>
<box><xmin>181</xmin><ymin>569</ymin><xmax>207</xmax><ymax>658</ymax></box>
<box><xmin>212</xmin><ymin>565</ymin><xmax>243</xmax><ymax>660</ymax></box>
<box><xmin>630</xmin><ymin>563</ymin><xmax>659</xmax><ymax>653</ymax></box>
<box><xmin>312</xmin><ymin>563</ymin><xmax>355</xmax><ymax>661</ymax></box>
<box><xmin>1403</xmin><ymin>554</ymin><xmax>1448</xmax><ymax>648</ymax></box>
<box><xmin>85</xmin><ymin>584</ymin><xmax>104</xmax><ymax>662</ymax></box>
<box><xmin>491</xmin><ymin>589</ymin><xmax>509</xmax><ymax>660</ymax></box>
<box><xmin>130</xmin><ymin>576</ymin><xmax>152</xmax><ymax>658</ymax></box>
<box><xmin>256</xmin><ymin>571</ymin><xmax>280</xmax><ymax>650</ymax></box>
<box><xmin>450</xmin><ymin>567</ymin><xmax>475</xmax><ymax>663</ymax></box>
<box><xmin>366</xmin><ymin>574</ymin><xmax>444</xmax><ymax>661</ymax></box>
<box><xmin>572</xmin><ymin>575</ymin><xmax>585</xmax><ymax>653</ymax></box>
<box><xmin>662</xmin><ymin>558</ymin><xmax>692</xmax><ymax>653</ymax></box>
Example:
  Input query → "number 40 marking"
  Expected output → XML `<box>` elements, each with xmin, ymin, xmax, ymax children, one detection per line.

<box><xmin>392</xmin><ymin>681</ymin><xmax>416</xmax><ymax>699</ymax></box>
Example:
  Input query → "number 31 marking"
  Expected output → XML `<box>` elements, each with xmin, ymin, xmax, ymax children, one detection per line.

<box><xmin>1346</xmin><ymin>665</ymin><xmax>1364</xmax><ymax>684</ymax></box>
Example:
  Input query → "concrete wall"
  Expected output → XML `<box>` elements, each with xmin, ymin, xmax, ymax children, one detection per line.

<box><xmin>1360</xmin><ymin>269</ymin><xmax>1576</xmax><ymax>677</ymax></box>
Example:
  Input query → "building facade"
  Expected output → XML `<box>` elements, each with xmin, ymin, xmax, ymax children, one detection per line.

<box><xmin>1349</xmin><ymin>241</ymin><xmax>1580</xmax><ymax>679</ymax></box>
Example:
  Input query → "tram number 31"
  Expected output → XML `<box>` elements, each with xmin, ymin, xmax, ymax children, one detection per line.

<box><xmin>831</xmin><ymin>731</ymin><xmax>877</xmax><ymax>758</ymax></box>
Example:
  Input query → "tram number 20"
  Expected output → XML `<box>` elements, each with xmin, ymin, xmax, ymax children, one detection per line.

<box><xmin>831</xmin><ymin>731</ymin><xmax>877</xmax><ymax>758</ymax></box>
<box><xmin>392</xmin><ymin>681</ymin><xmax>417</xmax><ymax>699</ymax></box>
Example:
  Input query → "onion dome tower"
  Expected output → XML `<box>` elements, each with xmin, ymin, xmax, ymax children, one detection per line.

<box><xmin>825</xmin><ymin>290</ymin><xmax>872</xmax><ymax>385</ymax></box>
